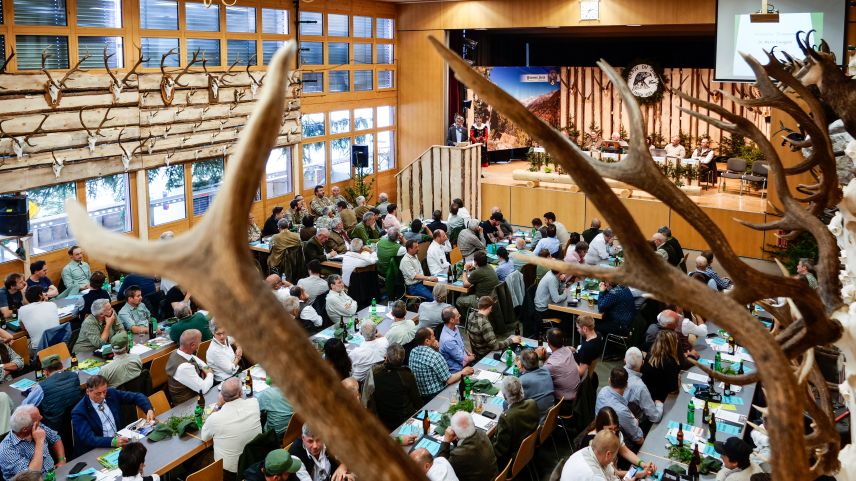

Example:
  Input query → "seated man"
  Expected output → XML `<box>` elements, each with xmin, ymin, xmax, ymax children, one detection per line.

<box><xmin>543</xmin><ymin>212</ymin><xmax>570</xmax><ymax>247</ymax></box>
<box><xmin>73</xmin><ymin>298</ymin><xmax>127</xmax><ymax>353</ymax></box>
<box><xmin>594</xmin><ymin>367</ymin><xmax>644</xmax><ymax>447</ymax></box>
<box><xmin>353</xmin><ymin>196</ymin><xmax>372</xmax><ymax>221</ymax></box>
<box><xmin>438</xmin><ymin>412</ymin><xmax>498</xmax><ymax>481</ymax></box>
<box><xmin>457</xmin><ymin>220</ymin><xmax>486</xmax><ymax>262</ymax></box>
<box><xmin>439</xmin><ymin>307</ymin><xmax>474</xmax><ymax>374</ymax></box>
<box><xmin>166</xmin><ymin>329</ymin><xmax>215</xmax><ymax>405</ymax></box>
<box><xmin>0</xmin><ymin>273</ymin><xmax>26</xmax><ymax>321</ymax></box>
<box><xmin>494</xmin><ymin>247</ymin><xmax>515</xmax><ymax>282</ymax></box>
<box><xmin>71</xmin><ymin>375</ymin><xmax>154</xmax><ymax>454</ymax></box>
<box><xmin>99</xmin><ymin>333</ymin><xmax>143</xmax><ymax>387</ymax></box>
<box><xmin>297</xmin><ymin>260</ymin><xmax>330</xmax><ymax>305</ymax></box>
<box><xmin>535</xmin><ymin>328</ymin><xmax>581</xmax><ymax>402</ymax></box>
<box><xmin>416</xmin><ymin>284</ymin><xmax>452</xmax><ymax>331</ymax></box>
<box><xmin>384</xmin><ymin>301</ymin><xmax>417</xmax><ymax>346</ymax></box>
<box><xmin>341</xmin><ymin>238</ymin><xmax>377</xmax><ymax>288</ymax></box>
<box><xmin>201</xmin><ymin>377</ymin><xmax>262</xmax><ymax>480</ymax></box>
<box><xmin>479</xmin><ymin>212</ymin><xmax>507</xmax><ymax>244</ymax></box>
<box><xmin>426</xmin><ymin>210</ymin><xmax>448</xmax><ymax>233</ymax></box>
<box><xmin>168</xmin><ymin>302</ymin><xmax>212</xmax><ymax>343</ymax></box>
<box><xmin>560</xmin><ymin>430</ymin><xmax>621</xmax><ymax>481</ymax></box>
<box><xmin>597</xmin><ymin>281</ymin><xmax>636</xmax><ymax>337</ymax></box>
<box><xmin>531</xmin><ymin>224</ymin><xmax>560</xmax><ymax>257</ymax></box>
<box><xmin>714</xmin><ymin>437</ymin><xmax>765</xmax><ymax>480</ymax></box>
<box><xmin>376</xmin><ymin>227</ymin><xmax>406</xmax><ymax>277</ymax></box>
<box><xmin>574</xmin><ymin>316</ymin><xmax>603</xmax><ymax>379</ymax></box>
<box><xmin>324</xmin><ymin>275</ymin><xmax>357</xmax><ymax>325</ymax></box>
<box><xmin>371</xmin><ymin>343</ymin><xmax>421</xmax><ymax>431</ymax></box>
<box><xmin>410</xmin><ymin>448</ymin><xmax>459</xmax><ymax>481</ymax></box>
<box><xmin>22</xmin><ymin>355</ymin><xmax>82</xmax><ymax>431</ymax></box>
<box><xmin>456</xmin><ymin>251</ymin><xmax>500</xmax><ymax>312</ymax></box>
<box><xmin>26</xmin><ymin>261</ymin><xmax>58</xmax><ymax>298</ymax></box>
<box><xmin>309</xmin><ymin>185</ymin><xmax>333</xmax><ymax>219</ymax></box>
<box><xmin>493</xmin><ymin>377</ymin><xmax>539</xmax><ymax>468</ymax></box>
<box><xmin>267</xmin><ymin>274</ymin><xmax>292</xmax><ymax>304</ymax></box>
<box><xmin>0</xmin><ymin>405</ymin><xmax>67</xmax><ymax>480</ymax></box>
<box><xmin>404</xmin><ymin>219</ymin><xmax>432</xmax><ymax>243</ymax></box>
<box><xmin>623</xmin><ymin>347</ymin><xmax>663</xmax><ymax>424</ymax></box>
<box><xmin>118</xmin><ymin>285</ymin><xmax>151</xmax><ymax>334</ymax></box>
<box><xmin>467</xmin><ymin>296</ymin><xmax>520</xmax><ymax>361</ymax></box>
<box><xmin>61</xmin><ymin>245</ymin><xmax>91</xmax><ymax>292</ymax></box>
<box><xmin>337</xmin><ymin>201</ymin><xmax>358</xmax><ymax>232</ymax></box>
<box><xmin>426</xmin><ymin>229</ymin><xmax>452</xmax><ymax>277</ymax></box>
<box><xmin>400</xmin><ymin>239</ymin><xmax>438</xmax><ymax>301</ymax></box>
<box><xmin>256</xmin><ymin>383</ymin><xmax>294</xmax><ymax>439</ymax></box>
<box><xmin>244</xmin><ymin>448</ymin><xmax>311</xmax><ymax>481</ymax></box>
<box><xmin>409</xmin><ymin>328</ymin><xmax>473</xmax><ymax>402</ymax></box>
<box><xmin>534</xmin><ymin>269</ymin><xmax>570</xmax><ymax>319</ymax></box>
<box><xmin>581</xmin><ymin>218</ymin><xmax>602</xmax><ymax>245</ymax></box>
<box><xmin>348</xmin><ymin>322</ymin><xmax>389</xmax><ymax>382</ymax></box>
<box><xmin>289</xmin><ymin>424</ymin><xmax>350</xmax><ymax>481</ymax></box>
<box><xmin>350</xmin><ymin>211</ymin><xmax>382</xmax><ymax>245</ymax></box>
<box><xmin>18</xmin><ymin>286</ymin><xmax>59</xmax><ymax>350</ymax></box>
<box><xmin>690</xmin><ymin>137</ymin><xmax>716</xmax><ymax>181</ymax></box>
<box><xmin>517</xmin><ymin>349</ymin><xmax>555</xmax><ymax>421</ymax></box>
<box><xmin>287</xmin><ymin>287</ymin><xmax>324</xmax><ymax>332</ymax></box>
<box><xmin>585</xmin><ymin>228</ymin><xmax>620</xmax><ymax>265</ymax></box>
<box><xmin>303</xmin><ymin>229</ymin><xmax>336</xmax><ymax>266</ymax></box>
<box><xmin>689</xmin><ymin>256</ymin><xmax>719</xmax><ymax>290</ymax></box>
<box><xmin>326</xmin><ymin>219</ymin><xmax>351</xmax><ymax>255</ymax></box>
<box><xmin>267</xmin><ymin>218</ymin><xmax>302</xmax><ymax>276</ymax></box>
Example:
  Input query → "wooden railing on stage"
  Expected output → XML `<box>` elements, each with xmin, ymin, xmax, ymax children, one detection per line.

<box><xmin>395</xmin><ymin>144</ymin><xmax>482</xmax><ymax>220</ymax></box>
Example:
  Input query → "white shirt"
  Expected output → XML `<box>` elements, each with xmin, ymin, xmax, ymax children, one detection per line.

<box><xmin>426</xmin><ymin>240</ymin><xmax>452</xmax><ymax>276</ymax></box>
<box><xmin>385</xmin><ymin>319</ymin><xmax>417</xmax><ymax>345</ymax></box>
<box><xmin>342</xmin><ymin>251</ymin><xmax>377</xmax><ymax>286</ymax></box>
<box><xmin>457</xmin><ymin>207</ymin><xmax>471</xmax><ymax>219</ymax></box>
<box><xmin>91</xmin><ymin>400</ymin><xmax>118</xmax><ymax>437</ymax></box>
<box><xmin>207</xmin><ymin>337</ymin><xmax>240</xmax><ymax>382</ymax></box>
<box><xmin>584</xmin><ymin>233</ymin><xmax>616</xmax><ymax>265</ymax></box>
<box><xmin>201</xmin><ymin>397</ymin><xmax>262</xmax><ymax>473</ymax></box>
<box><xmin>428</xmin><ymin>457</ymin><xmax>460</xmax><ymax>481</ymax></box>
<box><xmin>553</xmin><ymin>221</ymin><xmax>570</xmax><ymax>247</ymax></box>
<box><xmin>299</xmin><ymin>304</ymin><xmax>324</xmax><ymax>327</ymax></box>
<box><xmin>306</xmin><ymin>445</ymin><xmax>333</xmax><ymax>481</ymax></box>
<box><xmin>297</xmin><ymin>276</ymin><xmax>329</xmax><ymax>304</ymax></box>
<box><xmin>682</xmin><ymin>318</ymin><xmax>708</xmax><ymax>339</ymax></box>
<box><xmin>173</xmin><ymin>350</ymin><xmax>214</xmax><ymax>394</ymax></box>
<box><xmin>560</xmin><ymin>446</ymin><xmax>616</xmax><ymax>481</ymax></box>
<box><xmin>348</xmin><ymin>337</ymin><xmax>389</xmax><ymax>381</ymax></box>
<box><xmin>325</xmin><ymin>290</ymin><xmax>357</xmax><ymax>324</ymax></box>
<box><xmin>18</xmin><ymin>301</ymin><xmax>59</xmax><ymax>349</ymax></box>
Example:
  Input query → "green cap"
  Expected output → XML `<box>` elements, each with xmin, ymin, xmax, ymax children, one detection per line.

<box><xmin>41</xmin><ymin>354</ymin><xmax>61</xmax><ymax>369</ymax></box>
<box><xmin>111</xmin><ymin>332</ymin><xmax>128</xmax><ymax>350</ymax></box>
<box><xmin>264</xmin><ymin>449</ymin><xmax>303</xmax><ymax>475</ymax></box>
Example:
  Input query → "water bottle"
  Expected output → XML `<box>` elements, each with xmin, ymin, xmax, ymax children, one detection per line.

<box><xmin>194</xmin><ymin>391</ymin><xmax>205</xmax><ymax>428</ymax></box>
<box><xmin>505</xmin><ymin>347</ymin><xmax>513</xmax><ymax>369</ymax></box>
<box><xmin>128</xmin><ymin>330</ymin><xmax>134</xmax><ymax>348</ymax></box>
<box><xmin>687</xmin><ymin>399</ymin><xmax>695</xmax><ymax>425</ymax></box>
<box><xmin>714</xmin><ymin>352</ymin><xmax>722</xmax><ymax>372</ymax></box>
<box><xmin>102</xmin><ymin>279</ymin><xmax>110</xmax><ymax>293</ymax></box>
<box><xmin>464</xmin><ymin>376</ymin><xmax>472</xmax><ymax>399</ymax></box>
<box><xmin>150</xmin><ymin>318</ymin><xmax>158</xmax><ymax>340</ymax></box>
<box><xmin>371</xmin><ymin>298</ymin><xmax>377</xmax><ymax>317</ymax></box>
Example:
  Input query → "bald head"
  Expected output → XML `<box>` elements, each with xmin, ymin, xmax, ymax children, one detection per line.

<box><xmin>410</xmin><ymin>448</ymin><xmax>433</xmax><ymax>473</ymax></box>
<box><xmin>341</xmin><ymin>377</ymin><xmax>360</xmax><ymax>400</ymax></box>
<box><xmin>652</xmin><ymin>232</ymin><xmax>666</xmax><ymax>246</ymax></box>
<box><xmin>265</xmin><ymin>274</ymin><xmax>283</xmax><ymax>290</ymax></box>
<box><xmin>695</xmin><ymin>256</ymin><xmax>709</xmax><ymax>270</ymax></box>
<box><xmin>179</xmin><ymin>329</ymin><xmax>202</xmax><ymax>352</ymax></box>
<box><xmin>221</xmin><ymin>377</ymin><xmax>241</xmax><ymax>402</ymax></box>
<box><xmin>657</xmin><ymin>310</ymin><xmax>680</xmax><ymax>329</ymax></box>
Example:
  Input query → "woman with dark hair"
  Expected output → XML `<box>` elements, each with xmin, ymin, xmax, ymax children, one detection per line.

<box><xmin>382</xmin><ymin>203</ymin><xmax>401</xmax><ymax>231</ymax></box>
<box><xmin>299</xmin><ymin>215</ymin><xmax>316</xmax><ymax>242</ymax></box>
<box><xmin>262</xmin><ymin>206</ymin><xmax>285</xmax><ymax>238</ymax></box>
<box><xmin>577</xmin><ymin>407</ymin><xmax>655</xmax><ymax>477</ymax></box>
<box><xmin>323</xmin><ymin>338</ymin><xmax>352</xmax><ymax>380</ymax></box>
<box><xmin>641</xmin><ymin>329</ymin><xmax>682</xmax><ymax>401</ymax></box>
<box><xmin>119</xmin><ymin>442</ymin><xmax>159</xmax><ymax>481</ymax></box>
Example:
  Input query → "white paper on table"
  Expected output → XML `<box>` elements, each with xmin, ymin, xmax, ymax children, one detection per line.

<box><xmin>737</xmin><ymin>351</ymin><xmax>754</xmax><ymax>363</ymax></box>
<box><xmin>717</xmin><ymin>382</ymin><xmax>743</xmax><ymax>392</ymax></box>
<box><xmin>720</xmin><ymin>353</ymin><xmax>741</xmax><ymax>364</ymax></box>
<box><xmin>686</xmin><ymin>372</ymin><xmax>709</xmax><ymax>383</ymax></box>
<box><xmin>117</xmin><ymin>428</ymin><xmax>145</xmax><ymax>441</ymax></box>
<box><xmin>129</xmin><ymin>344</ymin><xmax>150</xmax><ymax>355</ymax></box>
<box><xmin>715</xmin><ymin>408</ymin><xmax>745</xmax><ymax>424</ymax></box>
<box><xmin>471</xmin><ymin>413</ymin><xmax>495</xmax><ymax>431</ymax></box>
<box><xmin>375</xmin><ymin>306</ymin><xmax>387</xmax><ymax>313</ymax></box>
<box><xmin>96</xmin><ymin>468</ymin><xmax>122</xmax><ymax>481</ymax></box>
<box><xmin>474</xmin><ymin>370</ymin><xmax>502</xmax><ymax>384</ymax></box>
<box><xmin>57</xmin><ymin>306</ymin><xmax>76</xmax><ymax>317</ymax></box>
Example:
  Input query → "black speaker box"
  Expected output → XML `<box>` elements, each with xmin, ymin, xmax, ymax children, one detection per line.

<box><xmin>351</xmin><ymin>145</ymin><xmax>369</xmax><ymax>168</ymax></box>
<box><xmin>0</xmin><ymin>195</ymin><xmax>29</xmax><ymax>236</ymax></box>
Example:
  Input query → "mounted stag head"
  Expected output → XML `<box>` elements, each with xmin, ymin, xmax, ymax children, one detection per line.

<box><xmin>0</xmin><ymin>115</ymin><xmax>47</xmax><ymax>159</ymax></box>
<box><xmin>105</xmin><ymin>47</ymin><xmax>146</xmax><ymax>101</ymax></box>
<box><xmin>230</xmin><ymin>89</ymin><xmax>247</xmax><ymax>111</ymax></box>
<box><xmin>202</xmin><ymin>54</ymin><xmax>240</xmax><ymax>103</ymax></box>
<box><xmin>161</xmin><ymin>125</ymin><xmax>173</xmax><ymax>139</ymax></box>
<box><xmin>246</xmin><ymin>55</ymin><xmax>266</xmax><ymax>97</ymax></box>
<box><xmin>0</xmin><ymin>48</ymin><xmax>15</xmax><ymax>74</ymax></box>
<box><xmin>50</xmin><ymin>151</ymin><xmax>64</xmax><ymax>178</ymax></box>
<box><xmin>117</xmin><ymin>129</ymin><xmax>149</xmax><ymax>171</ymax></box>
<box><xmin>42</xmin><ymin>49</ymin><xmax>90</xmax><ymax>108</ymax></box>
<box><xmin>164</xmin><ymin>149</ymin><xmax>176</xmax><ymax>166</ymax></box>
<box><xmin>160</xmin><ymin>48</ymin><xmax>202</xmax><ymax>106</ymax></box>
<box><xmin>79</xmin><ymin>107</ymin><xmax>114</xmax><ymax>154</ymax></box>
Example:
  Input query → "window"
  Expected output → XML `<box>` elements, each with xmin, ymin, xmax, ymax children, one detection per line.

<box><xmin>14</xmin><ymin>0</ymin><xmax>67</xmax><ymax>26</ymax></box>
<box><xmin>302</xmin><ymin>72</ymin><xmax>323</xmax><ymax>93</ymax></box>
<box><xmin>226</xmin><ymin>6</ymin><xmax>256</xmax><ymax>33</ymax></box>
<box><xmin>140</xmin><ymin>0</ymin><xmax>178</xmax><ymax>30</ymax></box>
<box><xmin>377</xmin><ymin>18</ymin><xmax>394</xmax><ymax>39</ymax></box>
<box><xmin>328</xmin><ymin>42</ymin><xmax>348</xmax><ymax>64</ymax></box>
<box><xmin>302</xmin><ymin>142</ymin><xmax>326</xmax><ymax>187</ymax></box>
<box><xmin>354</xmin><ymin>108</ymin><xmax>374</xmax><ymax>130</ymax></box>
<box><xmin>77</xmin><ymin>0</ymin><xmax>122</xmax><ymax>28</ymax></box>
<box><xmin>263</xmin><ymin>40</ymin><xmax>284</xmax><ymax>64</ymax></box>
<box><xmin>142</xmin><ymin>38</ymin><xmax>178</xmax><ymax>67</ymax></box>
<box><xmin>331</xmin><ymin>137</ymin><xmax>351</xmax><ymax>183</ymax></box>
<box><xmin>16</xmin><ymin>36</ymin><xmax>68</xmax><ymax>70</ymax></box>
<box><xmin>266</xmin><ymin>147</ymin><xmax>293</xmax><ymax>198</ymax></box>
<box><xmin>302</xmin><ymin>112</ymin><xmax>325</xmax><ymax>138</ymax></box>
<box><xmin>299</xmin><ymin>11</ymin><xmax>322</xmax><ymax>36</ymax></box>
<box><xmin>378</xmin><ymin>70</ymin><xmax>394</xmax><ymax>89</ymax></box>
<box><xmin>187</xmin><ymin>38</ymin><xmax>220</xmax><ymax>66</ymax></box>
<box><xmin>330</xmin><ymin>110</ymin><xmax>350</xmax><ymax>134</ymax></box>
<box><xmin>262</xmin><ymin>8</ymin><xmax>288</xmax><ymax>34</ymax></box>
<box><xmin>86</xmin><ymin>173</ymin><xmax>131</xmax><ymax>233</ymax></box>
<box><xmin>328</xmin><ymin>14</ymin><xmax>348</xmax><ymax>37</ymax></box>
<box><xmin>353</xmin><ymin>43</ymin><xmax>371</xmax><ymax>64</ymax></box>
<box><xmin>191</xmin><ymin>158</ymin><xmax>225</xmax><ymax>216</ymax></box>
<box><xmin>329</xmin><ymin>71</ymin><xmax>349</xmax><ymax>93</ymax></box>
<box><xmin>377</xmin><ymin>106</ymin><xmax>394</xmax><ymax>128</ymax></box>
<box><xmin>300</xmin><ymin>41</ymin><xmax>323</xmax><ymax>65</ymax></box>
<box><xmin>25</xmin><ymin>182</ymin><xmax>77</xmax><ymax>253</ymax></box>
<box><xmin>377</xmin><ymin>44</ymin><xmax>393</xmax><ymax>64</ymax></box>
<box><xmin>186</xmin><ymin>2</ymin><xmax>219</xmax><ymax>32</ymax></box>
<box><xmin>353</xmin><ymin>16</ymin><xmax>372</xmax><ymax>38</ymax></box>
<box><xmin>78</xmin><ymin>37</ymin><xmax>123</xmax><ymax>68</ymax></box>
<box><xmin>147</xmin><ymin>164</ymin><xmax>186</xmax><ymax>226</ymax></box>
<box><xmin>227</xmin><ymin>40</ymin><xmax>256</xmax><ymax>65</ymax></box>
<box><xmin>354</xmin><ymin>70</ymin><xmax>373</xmax><ymax>91</ymax></box>
<box><xmin>0</xmin><ymin>239</ymin><xmax>22</xmax><ymax>264</ymax></box>
<box><xmin>355</xmin><ymin>133</ymin><xmax>374</xmax><ymax>174</ymax></box>
<box><xmin>378</xmin><ymin>131</ymin><xmax>394</xmax><ymax>171</ymax></box>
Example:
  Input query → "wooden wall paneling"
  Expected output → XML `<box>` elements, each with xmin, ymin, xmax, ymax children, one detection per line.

<box><xmin>398</xmin><ymin>30</ymin><xmax>445</xmax><ymax>170</ymax></box>
<box><xmin>449</xmin><ymin>147</ymin><xmax>463</xmax><ymax>212</ymax></box>
<box><xmin>621</xmin><ymin>198</ymin><xmax>670</xmax><ymax>238</ymax></box>
<box><xmin>431</xmin><ymin>146</ymin><xmax>444</xmax><ymax>216</ymax></box>
<box><xmin>480</xmin><ymin>183</ymin><xmax>510</xmax><ymax>219</ymax></box>
<box><xmin>509</xmin><ymin>186</ymin><xmax>585</xmax><ymax>231</ymax></box>
<box><xmin>440</xmin><ymin>145</ymin><xmax>451</xmax><ymax>215</ymax></box>
<box><xmin>411</xmin><ymin>156</ymin><xmax>422</xmax><ymax>221</ymax></box>
<box><xmin>669</xmin><ymin>207</ymin><xmax>767</xmax><ymax>258</ymax></box>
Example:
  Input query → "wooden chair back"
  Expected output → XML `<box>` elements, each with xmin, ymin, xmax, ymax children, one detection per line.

<box><xmin>509</xmin><ymin>429</ymin><xmax>538</xmax><ymax>479</ymax></box>
<box><xmin>187</xmin><ymin>458</ymin><xmax>223</xmax><ymax>481</ymax></box>
<box><xmin>449</xmin><ymin>246</ymin><xmax>463</xmax><ymax>266</ymax></box>
<box><xmin>37</xmin><ymin>342</ymin><xmax>71</xmax><ymax>364</ymax></box>
<box><xmin>494</xmin><ymin>459</ymin><xmax>512</xmax><ymax>481</ymax></box>
<box><xmin>10</xmin><ymin>336</ymin><xmax>30</xmax><ymax>366</ymax></box>
<box><xmin>538</xmin><ymin>397</ymin><xmax>563</xmax><ymax>446</ymax></box>
<box><xmin>149</xmin><ymin>351</ymin><xmax>171</xmax><ymax>391</ymax></box>
<box><xmin>197</xmin><ymin>340</ymin><xmax>212</xmax><ymax>363</ymax></box>
<box><xmin>281</xmin><ymin>413</ymin><xmax>303</xmax><ymax>448</ymax></box>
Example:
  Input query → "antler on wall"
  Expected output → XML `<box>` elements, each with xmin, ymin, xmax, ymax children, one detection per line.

<box><xmin>64</xmin><ymin>43</ymin><xmax>429</xmax><ymax>481</ymax></box>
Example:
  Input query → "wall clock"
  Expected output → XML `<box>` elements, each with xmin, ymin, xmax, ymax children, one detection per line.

<box><xmin>580</xmin><ymin>0</ymin><xmax>599</xmax><ymax>21</ymax></box>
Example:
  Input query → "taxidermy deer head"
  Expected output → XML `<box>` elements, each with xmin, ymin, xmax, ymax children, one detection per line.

<box><xmin>79</xmin><ymin>107</ymin><xmax>114</xmax><ymax>154</ymax></box>
<box><xmin>202</xmin><ymin>54</ymin><xmax>240</xmax><ymax>103</ymax></box>
<box><xmin>160</xmin><ymin>48</ymin><xmax>201</xmax><ymax>106</ymax></box>
<box><xmin>42</xmin><ymin>49</ymin><xmax>90</xmax><ymax>108</ymax></box>
<box><xmin>117</xmin><ymin>129</ymin><xmax>150</xmax><ymax>171</ymax></box>
<box><xmin>0</xmin><ymin>115</ymin><xmax>47</xmax><ymax>159</ymax></box>
<box><xmin>51</xmin><ymin>151</ymin><xmax>64</xmax><ymax>178</ymax></box>
<box><xmin>105</xmin><ymin>47</ymin><xmax>146</xmax><ymax>101</ymax></box>
<box><xmin>247</xmin><ymin>56</ymin><xmax>266</xmax><ymax>97</ymax></box>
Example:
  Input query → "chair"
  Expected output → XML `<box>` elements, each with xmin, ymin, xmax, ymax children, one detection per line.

<box><xmin>400</xmin><ymin>292</ymin><xmax>426</xmax><ymax>312</ymax></box>
<box><xmin>537</xmin><ymin>398</ymin><xmax>563</xmax><ymax>457</ymax></box>
<box><xmin>186</xmin><ymin>458</ymin><xmax>223</xmax><ymax>481</ymax></box>
<box><xmin>509</xmin><ymin>429</ymin><xmax>538</xmax><ymax>480</ymax></box>
<box><xmin>281</xmin><ymin>413</ymin><xmax>303</xmax><ymax>449</ymax></box>
<box><xmin>495</xmin><ymin>459</ymin><xmax>512</xmax><ymax>481</ymax></box>
<box><xmin>601</xmin><ymin>332</ymin><xmax>630</xmax><ymax>361</ymax></box>
<box><xmin>137</xmin><ymin>390</ymin><xmax>171</xmax><ymax>419</ymax></box>
<box><xmin>120</xmin><ymin>369</ymin><xmax>152</xmax><ymax>396</ymax></box>
<box><xmin>718</xmin><ymin>157</ymin><xmax>747</xmax><ymax>193</ymax></box>
<box><xmin>10</xmin><ymin>336</ymin><xmax>30</xmax><ymax>367</ymax></box>
<box><xmin>38</xmin><ymin>342</ymin><xmax>71</xmax><ymax>365</ymax></box>
<box><xmin>236</xmin><ymin>429</ymin><xmax>280</xmax><ymax>477</ymax></box>
<box><xmin>149</xmin><ymin>351</ymin><xmax>171</xmax><ymax>392</ymax></box>
<box><xmin>67</xmin><ymin>328</ymin><xmax>80</xmax><ymax>353</ymax></box>
<box><xmin>520</xmin><ymin>264</ymin><xmax>536</xmax><ymax>289</ymax></box>
<box><xmin>197</xmin><ymin>340</ymin><xmax>212</xmax><ymax>363</ymax></box>
<box><xmin>449</xmin><ymin>246</ymin><xmax>463</xmax><ymax>266</ymax></box>
<box><xmin>741</xmin><ymin>161</ymin><xmax>769</xmax><ymax>197</ymax></box>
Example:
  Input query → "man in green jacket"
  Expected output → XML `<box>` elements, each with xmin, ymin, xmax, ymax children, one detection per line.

<box><xmin>73</xmin><ymin>298</ymin><xmax>126</xmax><ymax>353</ymax></box>
<box><xmin>492</xmin><ymin>376</ymin><xmax>540</xmax><ymax>468</ymax></box>
<box><xmin>350</xmin><ymin>212</ymin><xmax>382</xmax><ymax>244</ymax></box>
<box><xmin>376</xmin><ymin>227</ymin><xmax>406</xmax><ymax>278</ymax></box>
<box><xmin>168</xmin><ymin>302</ymin><xmax>212</xmax><ymax>343</ymax></box>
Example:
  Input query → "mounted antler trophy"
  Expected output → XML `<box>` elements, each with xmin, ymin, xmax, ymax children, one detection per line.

<box><xmin>79</xmin><ymin>107</ymin><xmax>114</xmax><ymax>154</ymax></box>
<box><xmin>105</xmin><ymin>47</ymin><xmax>146</xmax><ymax>101</ymax></box>
<box><xmin>117</xmin><ymin>129</ymin><xmax>151</xmax><ymax>171</ymax></box>
<box><xmin>246</xmin><ymin>56</ymin><xmax>266</xmax><ymax>97</ymax></box>
<box><xmin>41</xmin><ymin>49</ymin><xmax>90</xmax><ymax>108</ymax></box>
<box><xmin>50</xmin><ymin>151</ymin><xmax>64</xmax><ymax>178</ymax></box>
<box><xmin>0</xmin><ymin>115</ymin><xmax>48</xmax><ymax>159</ymax></box>
<box><xmin>202</xmin><ymin>55</ymin><xmax>240</xmax><ymax>103</ymax></box>
<box><xmin>160</xmin><ymin>48</ymin><xmax>202</xmax><ymax>106</ymax></box>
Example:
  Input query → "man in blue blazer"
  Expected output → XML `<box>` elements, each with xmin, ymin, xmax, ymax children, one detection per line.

<box><xmin>71</xmin><ymin>375</ymin><xmax>155</xmax><ymax>455</ymax></box>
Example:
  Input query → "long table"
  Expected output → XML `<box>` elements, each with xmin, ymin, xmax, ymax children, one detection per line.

<box><xmin>310</xmin><ymin>305</ymin><xmax>418</xmax><ymax>350</ymax></box>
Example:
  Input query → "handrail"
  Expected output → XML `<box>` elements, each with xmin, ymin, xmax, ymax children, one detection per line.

<box><xmin>394</xmin><ymin>143</ymin><xmax>483</xmax><ymax>177</ymax></box>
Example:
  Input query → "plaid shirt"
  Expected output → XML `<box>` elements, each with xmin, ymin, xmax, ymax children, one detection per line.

<box><xmin>0</xmin><ymin>425</ymin><xmax>60</xmax><ymax>480</ymax></box>
<box><xmin>468</xmin><ymin>313</ymin><xmax>511</xmax><ymax>360</ymax></box>
<box><xmin>704</xmin><ymin>267</ymin><xmax>732</xmax><ymax>290</ymax></box>
<box><xmin>408</xmin><ymin>346</ymin><xmax>451</xmax><ymax>397</ymax></box>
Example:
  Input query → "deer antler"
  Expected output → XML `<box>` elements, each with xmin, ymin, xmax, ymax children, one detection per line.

<box><xmin>246</xmin><ymin>55</ymin><xmax>266</xmax><ymax>87</ymax></box>
<box><xmin>173</xmin><ymin>49</ymin><xmax>202</xmax><ymax>87</ymax></box>
<box><xmin>160</xmin><ymin>48</ymin><xmax>177</xmax><ymax>77</ymax></box>
<box><xmin>21</xmin><ymin>115</ymin><xmax>48</xmax><ymax>147</ymax></box>
<box><xmin>57</xmin><ymin>53</ymin><xmax>91</xmax><ymax>89</ymax></box>
<box><xmin>117</xmin><ymin>128</ymin><xmax>130</xmax><ymax>158</ymax></box>
<box><xmin>40</xmin><ymin>50</ymin><xmax>59</xmax><ymax>87</ymax></box>
<box><xmin>109</xmin><ymin>46</ymin><xmax>146</xmax><ymax>92</ymax></box>
<box><xmin>217</xmin><ymin>56</ymin><xmax>241</xmax><ymax>85</ymax></box>
<box><xmin>62</xmin><ymin>42</ymin><xmax>427</xmax><ymax>481</ymax></box>
<box><xmin>0</xmin><ymin>48</ymin><xmax>15</xmax><ymax>74</ymax></box>
<box><xmin>79</xmin><ymin>107</ymin><xmax>114</xmax><ymax>138</ymax></box>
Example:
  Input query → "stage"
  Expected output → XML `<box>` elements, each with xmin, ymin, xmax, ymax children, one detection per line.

<box><xmin>479</xmin><ymin>160</ymin><xmax>777</xmax><ymax>259</ymax></box>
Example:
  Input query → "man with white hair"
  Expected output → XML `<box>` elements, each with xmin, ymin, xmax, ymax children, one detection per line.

<box><xmin>438</xmin><ymin>411</ymin><xmax>497</xmax><ymax>481</ymax></box>
<box><xmin>492</xmin><ymin>377</ymin><xmax>539</xmax><ymax>468</ymax></box>
<box><xmin>201</xmin><ymin>377</ymin><xmax>262</xmax><ymax>480</ymax></box>
<box><xmin>288</xmin><ymin>424</ymin><xmax>350</xmax><ymax>481</ymax></box>
<box><xmin>304</xmin><ymin>229</ymin><xmax>336</xmax><ymax>266</ymax></box>
<box><xmin>73</xmin><ymin>298</ymin><xmax>126</xmax><ymax>353</ymax></box>
<box><xmin>324</xmin><ymin>275</ymin><xmax>357</xmax><ymax>325</ymax></box>
<box><xmin>663</xmin><ymin>135</ymin><xmax>686</xmax><ymax>159</ymax></box>
<box><xmin>350</xmin><ymin>211</ymin><xmax>381</xmax><ymax>245</ymax></box>
<box><xmin>0</xmin><ymin>405</ymin><xmax>67</xmax><ymax>480</ymax></box>
<box><xmin>166</xmin><ymin>329</ymin><xmax>214</xmax><ymax>404</ymax></box>
<box><xmin>456</xmin><ymin>219</ymin><xmax>486</xmax><ymax>262</ymax></box>
<box><xmin>315</xmin><ymin>206</ymin><xmax>336</xmax><ymax>232</ymax></box>
<box><xmin>168</xmin><ymin>302</ymin><xmax>212</xmax><ymax>344</ymax></box>
<box><xmin>585</xmin><ymin>228</ymin><xmax>620</xmax><ymax>265</ymax></box>
<box><xmin>644</xmin><ymin>309</ymin><xmax>695</xmax><ymax>360</ymax></box>
<box><xmin>689</xmin><ymin>256</ymin><xmax>718</xmax><ymax>290</ymax></box>
<box><xmin>353</xmin><ymin>195</ymin><xmax>371</xmax><ymax>221</ymax></box>
<box><xmin>651</xmin><ymin>232</ymin><xmax>671</xmax><ymax>261</ymax></box>
<box><xmin>348</xmin><ymin>322</ymin><xmax>389</xmax><ymax>382</ymax></box>
<box><xmin>376</xmin><ymin>227</ymin><xmax>406</xmax><ymax>278</ymax></box>
<box><xmin>288</xmin><ymin>286</ymin><xmax>324</xmax><ymax>332</ymax></box>
<box><xmin>341</xmin><ymin>238</ymin><xmax>377</xmax><ymax>287</ymax></box>
<box><xmin>375</xmin><ymin>193</ymin><xmax>390</xmax><ymax>218</ymax></box>
<box><xmin>326</xmin><ymin>218</ymin><xmax>351</xmax><ymax>254</ymax></box>
<box><xmin>410</xmin><ymin>447</ymin><xmax>460</xmax><ymax>481</ymax></box>
<box><xmin>560</xmin><ymin>430</ymin><xmax>621</xmax><ymax>481</ymax></box>
<box><xmin>330</xmin><ymin>186</ymin><xmax>350</xmax><ymax>209</ymax></box>
<box><xmin>623</xmin><ymin>347</ymin><xmax>663</xmax><ymax>424</ymax></box>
